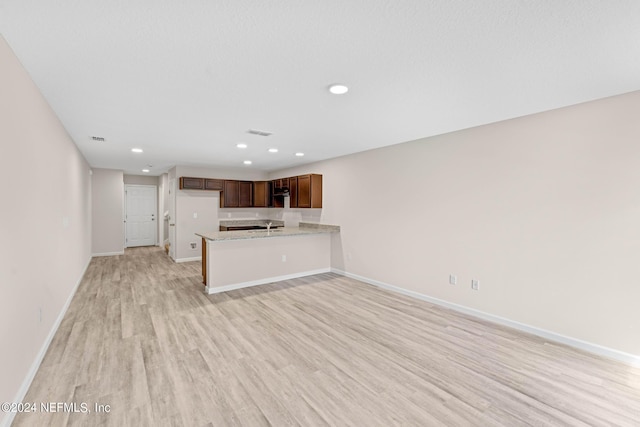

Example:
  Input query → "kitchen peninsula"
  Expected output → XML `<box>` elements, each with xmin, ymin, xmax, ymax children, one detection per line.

<box><xmin>196</xmin><ymin>222</ymin><xmax>340</xmax><ymax>294</ymax></box>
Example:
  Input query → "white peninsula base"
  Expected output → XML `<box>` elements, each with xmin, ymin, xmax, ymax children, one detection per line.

<box><xmin>203</xmin><ymin>233</ymin><xmax>331</xmax><ymax>294</ymax></box>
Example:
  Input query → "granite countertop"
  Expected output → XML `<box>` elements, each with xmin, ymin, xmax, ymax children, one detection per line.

<box><xmin>196</xmin><ymin>222</ymin><xmax>340</xmax><ymax>242</ymax></box>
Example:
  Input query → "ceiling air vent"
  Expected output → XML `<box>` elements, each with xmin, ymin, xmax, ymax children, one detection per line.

<box><xmin>247</xmin><ymin>129</ymin><xmax>273</xmax><ymax>137</ymax></box>
<box><xmin>90</xmin><ymin>136</ymin><xmax>106</xmax><ymax>142</ymax></box>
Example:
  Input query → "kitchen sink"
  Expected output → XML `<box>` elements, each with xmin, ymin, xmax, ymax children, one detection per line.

<box><xmin>248</xmin><ymin>229</ymin><xmax>283</xmax><ymax>233</ymax></box>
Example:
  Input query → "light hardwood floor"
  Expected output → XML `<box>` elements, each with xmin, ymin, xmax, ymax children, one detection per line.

<box><xmin>13</xmin><ymin>247</ymin><xmax>640</xmax><ymax>426</ymax></box>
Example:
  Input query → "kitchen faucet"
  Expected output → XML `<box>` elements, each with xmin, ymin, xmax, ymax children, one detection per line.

<box><xmin>266</xmin><ymin>222</ymin><xmax>272</xmax><ymax>231</ymax></box>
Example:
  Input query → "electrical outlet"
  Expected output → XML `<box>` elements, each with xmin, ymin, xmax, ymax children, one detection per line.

<box><xmin>193</xmin><ymin>212</ymin><xmax>198</xmax><ymax>219</ymax></box>
<box><xmin>282</xmin><ymin>255</ymin><xmax>287</xmax><ymax>262</ymax></box>
<box><xmin>471</xmin><ymin>279</ymin><xmax>480</xmax><ymax>290</ymax></box>
<box><xmin>190</xmin><ymin>242</ymin><xmax>197</xmax><ymax>249</ymax></box>
<box><xmin>449</xmin><ymin>274</ymin><xmax>457</xmax><ymax>285</ymax></box>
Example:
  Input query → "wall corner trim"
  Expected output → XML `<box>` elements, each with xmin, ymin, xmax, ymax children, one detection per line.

<box><xmin>3</xmin><ymin>256</ymin><xmax>92</xmax><ymax>427</ymax></box>
<box><xmin>331</xmin><ymin>269</ymin><xmax>640</xmax><ymax>368</ymax></box>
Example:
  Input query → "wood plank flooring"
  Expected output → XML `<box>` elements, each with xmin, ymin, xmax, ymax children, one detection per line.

<box><xmin>13</xmin><ymin>247</ymin><xmax>640</xmax><ymax>426</ymax></box>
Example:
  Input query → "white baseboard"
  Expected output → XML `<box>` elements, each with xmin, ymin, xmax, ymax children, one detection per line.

<box><xmin>206</xmin><ymin>268</ymin><xmax>331</xmax><ymax>294</ymax></box>
<box><xmin>332</xmin><ymin>269</ymin><xmax>640</xmax><ymax>368</ymax></box>
<box><xmin>175</xmin><ymin>256</ymin><xmax>201</xmax><ymax>263</ymax></box>
<box><xmin>91</xmin><ymin>250</ymin><xmax>124</xmax><ymax>257</ymax></box>
<box><xmin>2</xmin><ymin>256</ymin><xmax>93</xmax><ymax>427</ymax></box>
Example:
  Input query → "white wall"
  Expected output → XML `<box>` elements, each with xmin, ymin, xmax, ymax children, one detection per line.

<box><xmin>91</xmin><ymin>169</ymin><xmax>124</xmax><ymax>255</ymax></box>
<box><xmin>0</xmin><ymin>36</ymin><xmax>93</xmax><ymax>424</ymax></box>
<box><xmin>123</xmin><ymin>174</ymin><xmax>158</xmax><ymax>186</ymax></box>
<box><xmin>271</xmin><ymin>91</ymin><xmax>640</xmax><ymax>358</ymax></box>
<box><xmin>172</xmin><ymin>166</ymin><xmax>269</xmax><ymax>261</ymax></box>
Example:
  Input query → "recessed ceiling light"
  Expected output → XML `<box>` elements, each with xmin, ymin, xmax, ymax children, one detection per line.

<box><xmin>142</xmin><ymin>169</ymin><xmax>150</xmax><ymax>173</ymax></box>
<box><xmin>131</xmin><ymin>148</ymin><xmax>143</xmax><ymax>153</ymax></box>
<box><xmin>237</xmin><ymin>143</ymin><xmax>247</xmax><ymax>149</ymax></box>
<box><xmin>243</xmin><ymin>160</ymin><xmax>252</xmax><ymax>165</ymax></box>
<box><xmin>268</xmin><ymin>148</ymin><xmax>278</xmax><ymax>153</ymax></box>
<box><xmin>328</xmin><ymin>84</ymin><xmax>348</xmax><ymax>95</ymax></box>
<box><xmin>295</xmin><ymin>152</ymin><xmax>305</xmax><ymax>157</ymax></box>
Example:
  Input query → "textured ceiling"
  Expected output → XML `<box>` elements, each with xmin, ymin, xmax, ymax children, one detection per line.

<box><xmin>1</xmin><ymin>1</ymin><xmax>639</xmax><ymax>175</ymax></box>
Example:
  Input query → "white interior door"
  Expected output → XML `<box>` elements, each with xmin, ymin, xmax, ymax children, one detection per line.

<box><xmin>125</xmin><ymin>185</ymin><xmax>157</xmax><ymax>247</ymax></box>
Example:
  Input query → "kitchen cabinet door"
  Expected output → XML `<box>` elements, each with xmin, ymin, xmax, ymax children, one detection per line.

<box><xmin>297</xmin><ymin>174</ymin><xmax>322</xmax><ymax>208</ymax></box>
<box><xmin>273</xmin><ymin>178</ymin><xmax>290</xmax><ymax>191</ymax></box>
<box><xmin>272</xmin><ymin>179</ymin><xmax>284</xmax><ymax>207</ymax></box>
<box><xmin>289</xmin><ymin>176</ymin><xmax>298</xmax><ymax>208</ymax></box>
<box><xmin>220</xmin><ymin>180</ymin><xmax>239</xmax><ymax>207</ymax></box>
<box><xmin>272</xmin><ymin>195</ymin><xmax>284</xmax><ymax>208</ymax></box>
<box><xmin>239</xmin><ymin>181</ymin><xmax>253</xmax><ymax>207</ymax></box>
<box><xmin>253</xmin><ymin>181</ymin><xmax>271</xmax><ymax>207</ymax></box>
<box><xmin>205</xmin><ymin>178</ymin><xmax>223</xmax><ymax>190</ymax></box>
<box><xmin>179</xmin><ymin>177</ymin><xmax>204</xmax><ymax>190</ymax></box>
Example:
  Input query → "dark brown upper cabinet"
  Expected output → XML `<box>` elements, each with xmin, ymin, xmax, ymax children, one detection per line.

<box><xmin>221</xmin><ymin>180</ymin><xmax>253</xmax><ymax>208</ymax></box>
<box><xmin>273</xmin><ymin>178</ymin><xmax>290</xmax><ymax>192</ymax></box>
<box><xmin>297</xmin><ymin>174</ymin><xmax>322</xmax><ymax>208</ymax></box>
<box><xmin>183</xmin><ymin>174</ymin><xmax>321</xmax><ymax>208</ymax></box>
<box><xmin>204</xmin><ymin>178</ymin><xmax>223</xmax><ymax>191</ymax></box>
<box><xmin>179</xmin><ymin>177</ymin><xmax>204</xmax><ymax>190</ymax></box>
<box><xmin>220</xmin><ymin>180</ymin><xmax>239</xmax><ymax>207</ymax></box>
<box><xmin>271</xmin><ymin>178</ymin><xmax>288</xmax><ymax>208</ymax></box>
<box><xmin>272</xmin><ymin>192</ymin><xmax>284</xmax><ymax>208</ymax></box>
<box><xmin>179</xmin><ymin>177</ymin><xmax>223</xmax><ymax>191</ymax></box>
<box><xmin>288</xmin><ymin>176</ymin><xmax>298</xmax><ymax>208</ymax></box>
<box><xmin>239</xmin><ymin>181</ymin><xmax>253</xmax><ymax>207</ymax></box>
<box><xmin>253</xmin><ymin>181</ymin><xmax>271</xmax><ymax>207</ymax></box>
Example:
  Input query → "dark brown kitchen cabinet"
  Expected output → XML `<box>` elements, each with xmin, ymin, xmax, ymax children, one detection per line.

<box><xmin>272</xmin><ymin>193</ymin><xmax>284</xmax><ymax>208</ymax></box>
<box><xmin>220</xmin><ymin>180</ymin><xmax>239</xmax><ymax>207</ymax></box>
<box><xmin>185</xmin><ymin>174</ymin><xmax>321</xmax><ymax>208</ymax></box>
<box><xmin>297</xmin><ymin>174</ymin><xmax>322</xmax><ymax>208</ymax></box>
<box><xmin>204</xmin><ymin>178</ymin><xmax>223</xmax><ymax>190</ymax></box>
<box><xmin>239</xmin><ymin>181</ymin><xmax>253</xmax><ymax>207</ymax></box>
<box><xmin>273</xmin><ymin>178</ymin><xmax>289</xmax><ymax>191</ymax></box>
<box><xmin>180</xmin><ymin>177</ymin><xmax>223</xmax><ymax>191</ymax></box>
<box><xmin>253</xmin><ymin>181</ymin><xmax>271</xmax><ymax>207</ymax></box>
<box><xmin>221</xmin><ymin>180</ymin><xmax>253</xmax><ymax>208</ymax></box>
<box><xmin>272</xmin><ymin>177</ymin><xmax>292</xmax><ymax>208</ymax></box>
<box><xmin>288</xmin><ymin>176</ymin><xmax>298</xmax><ymax>208</ymax></box>
<box><xmin>180</xmin><ymin>177</ymin><xmax>204</xmax><ymax>190</ymax></box>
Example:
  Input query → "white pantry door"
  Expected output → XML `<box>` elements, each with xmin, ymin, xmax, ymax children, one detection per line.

<box><xmin>125</xmin><ymin>185</ymin><xmax>157</xmax><ymax>247</ymax></box>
